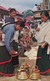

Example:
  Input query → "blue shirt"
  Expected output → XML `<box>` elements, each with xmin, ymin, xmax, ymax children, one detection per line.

<box><xmin>5</xmin><ymin>16</ymin><xmax>15</xmax><ymax>23</ymax></box>
<box><xmin>2</xmin><ymin>24</ymin><xmax>15</xmax><ymax>52</ymax></box>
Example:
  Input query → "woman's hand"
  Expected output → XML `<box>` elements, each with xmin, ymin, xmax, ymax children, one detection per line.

<box><xmin>41</xmin><ymin>42</ymin><xmax>47</xmax><ymax>48</ymax></box>
<box><xmin>36</xmin><ymin>27</ymin><xmax>40</xmax><ymax>31</ymax></box>
<box><xmin>9</xmin><ymin>50</ymin><xmax>19</xmax><ymax>57</ymax></box>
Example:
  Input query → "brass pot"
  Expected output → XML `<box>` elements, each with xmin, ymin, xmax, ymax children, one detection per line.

<box><xmin>30</xmin><ymin>71</ymin><xmax>40</xmax><ymax>80</ymax></box>
<box><xmin>30</xmin><ymin>66</ymin><xmax>41</xmax><ymax>80</ymax></box>
<box><xmin>17</xmin><ymin>69</ymin><xmax>28</xmax><ymax>80</ymax></box>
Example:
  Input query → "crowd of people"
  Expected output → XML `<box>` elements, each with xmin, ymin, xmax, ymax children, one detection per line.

<box><xmin>0</xmin><ymin>8</ymin><xmax>50</xmax><ymax>77</ymax></box>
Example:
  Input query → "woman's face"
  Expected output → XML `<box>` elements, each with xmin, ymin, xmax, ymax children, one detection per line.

<box><xmin>41</xmin><ymin>14</ymin><xmax>48</xmax><ymax>22</ymax></box>
<box><xmin>15</xmin><ymin>24</ymin><xmax>23</xmax><ymax>30</ymax></box>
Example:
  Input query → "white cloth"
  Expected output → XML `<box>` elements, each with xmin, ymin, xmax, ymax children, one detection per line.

<box><xmin>35</xmin><ymin>20</ymin><xmax>50</xmax><ymax>54</ymax></box>
<box><xmin>36</xmin><ymin>21</ymin><xmax>50</xmax><ymax>44</ymax></box>
<box><xmin>0</xmin><ymin>41</ymin><xmax>5</xmax><ymax>46</ymax></box>
<box><xmin>24</xmin><ymin>46</ymin><xmax>38</xmax><ymax>60</ymax></box>
<box><xmin>0</xmin><ymin>33</ymin><xmax>5</xmax><ymax>46</ymax></box>
<box><xmin>2</xmin><ymin>33</ymin><xmax>5</xmax><ymax>42</ymax></box>
<box><xmin>12</xmin><ymin>31</ymin><xmax>19</xmax><ymax>42</ymax></box>
<box><xmin>35</xmin><ymin>23</ymin><xmax>42</xmax><ymax>40</ymax></box>
<box><xmin>32</xmin><ymin>6</ymin><xmax>38</xmax><ymax>11</ymax></box>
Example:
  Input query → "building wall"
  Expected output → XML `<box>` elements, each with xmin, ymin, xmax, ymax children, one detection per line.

<box><xmin>43</xmin><ymin>0</ymin><xmax>50</xmax><ymax>9</ymax></box>
<box><xmin>48</xmin><ymin>0</ymin><xmax>50</xmax><ymax>9</ymax></box>
<box><xmin>40</xmin><ymin>2</ymin><xmax>46</xmax><ymax>10</ymax></box>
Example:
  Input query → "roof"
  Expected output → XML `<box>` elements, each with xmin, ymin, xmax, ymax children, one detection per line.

<box><xmin>0</xmin><ymin>6</ymin><xmax>9</xmax><ymax>11</ymax></box>
<box><xmin>25</xmin><ymin>16</ymin><xmax>32</xmax><ymax>20</ymax></box>
<box><xmin>8</xmin><ymin>7</ymin><xmax>22</xmax><ymax>15</ymax></box>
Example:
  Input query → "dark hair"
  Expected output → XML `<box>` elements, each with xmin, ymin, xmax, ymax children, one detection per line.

<box><xmin>40</xmin><ymin>11</ymin><xmax>49</xmax><ymax>19</ymax></box>
<box><xmin>19</xmin><ymin>21</ymin><xmax>25</xmax><ymax>27</ymax></box>
<box><xmin>27</xmin><ymin>45</ymin><xmax>31</xmax><ymax>49</ymax></box>
<box><xmin>18</xmin><ymin>34</ymin><xmax>24</xmax><ymax>40</ymax></box>
<box><xmin>10</xmin><ymin>8</ymin><xmax>16</xmax><ymax>13</ymax></box>
<box><xmin>16</xmin><ymin>20</ymin><xmax>25</xmax><ymax>28</ymax></box>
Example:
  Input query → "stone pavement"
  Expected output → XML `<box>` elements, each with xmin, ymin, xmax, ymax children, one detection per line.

<box><xmin>0</xmin><ymin>57</ymin><xmax>50</xmax><ymax>81</ymax></box>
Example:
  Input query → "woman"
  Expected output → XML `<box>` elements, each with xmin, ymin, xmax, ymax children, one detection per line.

<box><xmin>0</xmin><ymin>21</ymin><xmax>25</xmax><ymax>76</ymax></box>
<box><xmin>36</xmin><ymin>11</ymin><xmax>50</xmax><ymax>75</ymax></box>
<box><xmin>0</xmin><ymin>30</ymin><xmax>14</xmax><ymax>76</ymax></box>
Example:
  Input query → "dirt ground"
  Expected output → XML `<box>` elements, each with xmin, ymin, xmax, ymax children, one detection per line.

<box><xmin>0</xmin><ymin>57</ymin><xmax>50</xmax><ymax>81</ymax></box>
